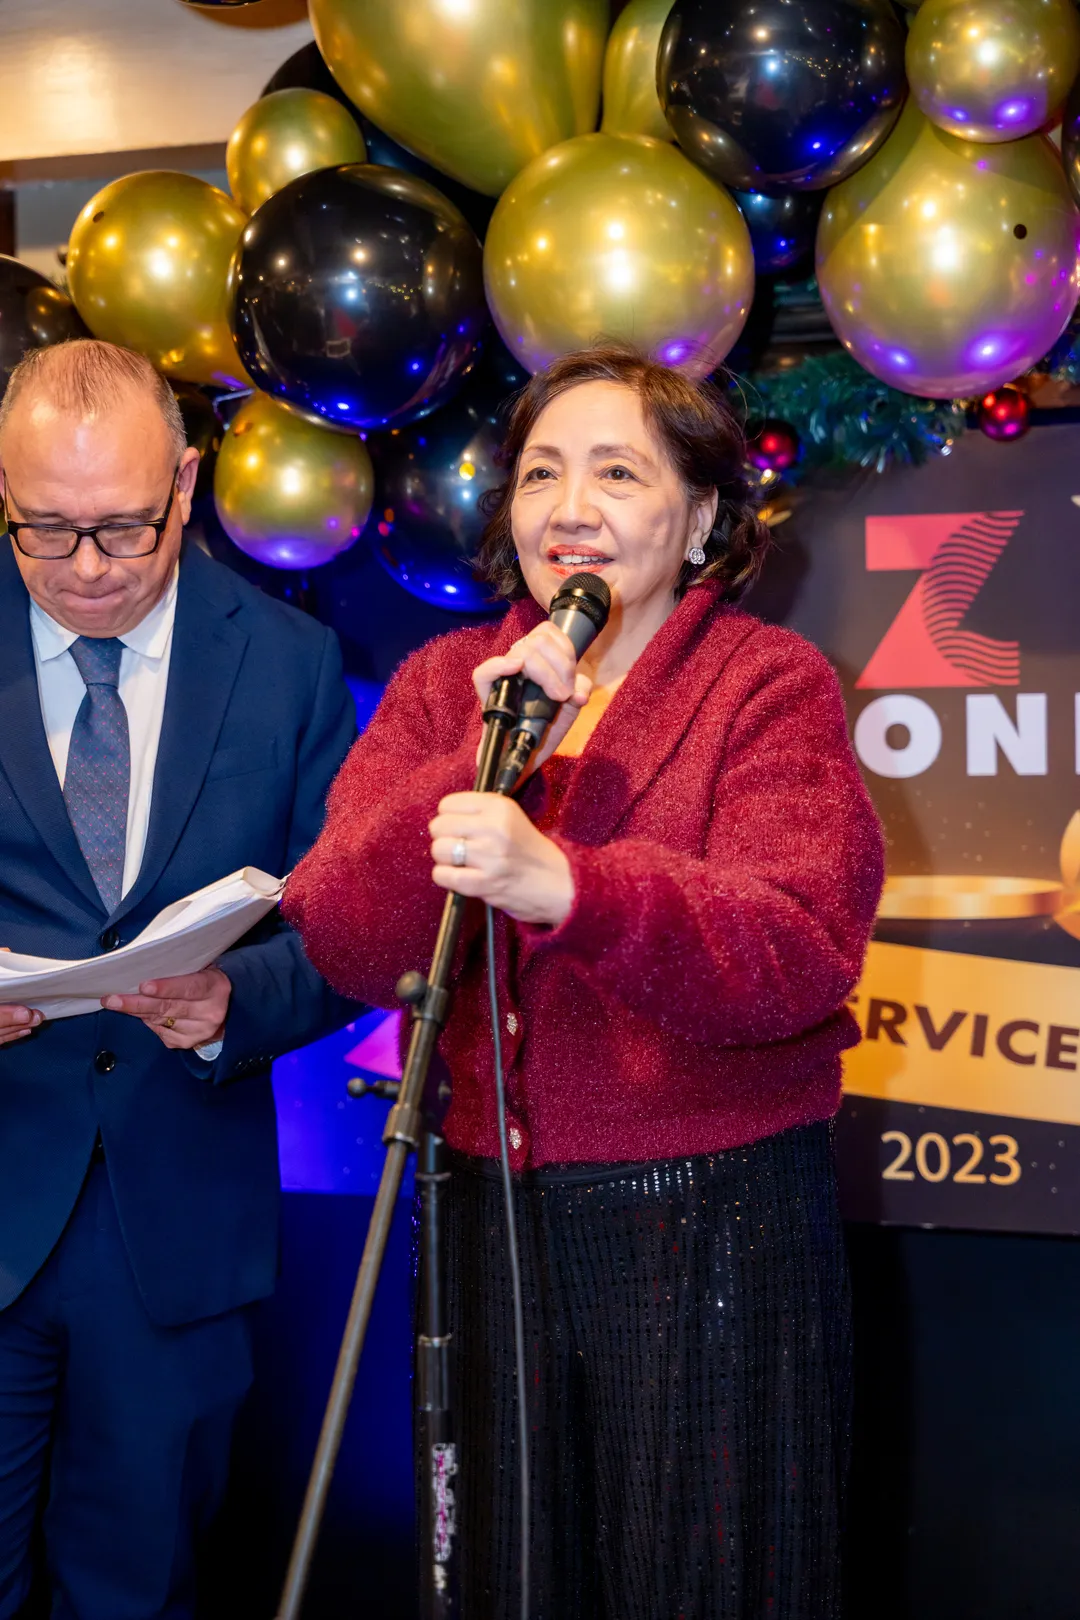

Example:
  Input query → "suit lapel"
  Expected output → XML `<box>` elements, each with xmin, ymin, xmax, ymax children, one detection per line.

<box><xmin>558</xmin><ymin>584</ymin><xmax>758</xmax><ymax>846</ymax></box>
<box><xmin>0</xmin><ymin>544</ymin><xmax>104</xmax><ymax>911</ymax></box>
<box><xmin>113</xmin><ymin>545</ymin><xmax>249</xmax><ymax>923</ymax></box>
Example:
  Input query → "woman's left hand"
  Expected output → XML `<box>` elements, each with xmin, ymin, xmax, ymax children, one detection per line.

<box><xmin>429</xmin><ymin>792</ymin><xmax>574</xmax><ymax>927</ymax></box>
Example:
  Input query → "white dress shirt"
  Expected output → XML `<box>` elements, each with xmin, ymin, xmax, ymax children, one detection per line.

<box><xmin>29</xmin><ymin>567</ymin><xmax>179</xmax><ymax>901</ymax></box>
<box><xmin>28</xmin><ymin>571</ymin><xmax>224</xmax><ymax>1060</ymax></box>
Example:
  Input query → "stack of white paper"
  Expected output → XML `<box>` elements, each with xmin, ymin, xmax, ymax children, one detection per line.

<box><xmin>0</xmin><ymin>868</ymin><xmax>285</xmax><ymax>1020</ymax></box>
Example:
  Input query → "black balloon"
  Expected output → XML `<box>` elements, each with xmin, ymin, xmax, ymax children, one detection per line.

<box><xmin>732</xmin><ymin>189</ymin><xmax>823</xmax><ymax>274</ymax></box>
<box><xmin>368</xmin><ymin>348</ymin><xmax>521</xmax><ymax>612</ymax></box>
<box><xmin>475</xmin><ymin>328</ymin><xmax>532</xmax><ymax>399</ymax></box>
<box><xmin>262</xmin><ymin>43</ymin><xmax>495</xmax><ymax>238</ymax></box>
<box><xmin>658</xmin><ymin>0</ymin><xmax>906</xmax><ymax>194</ymax></box>
<box><xmin>0</xmin><ymin>257</ymin><xmax>87</xmax><ymax>396</ymax></box>
<box><xmin>229</xmin><ymin>164</ymin><xmax>487</xmax><ymax>432</ymax></box>
<box><xmin>172</xmin><ymin>383</ymin><xmax>223</xmax><ymax>500</ymax></box>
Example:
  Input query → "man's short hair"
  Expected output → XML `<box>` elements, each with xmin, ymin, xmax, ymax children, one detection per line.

<box><xmin>0</xmin><ymin>338</ymin><xmax>188</xmax><ymax>462</ymax></box>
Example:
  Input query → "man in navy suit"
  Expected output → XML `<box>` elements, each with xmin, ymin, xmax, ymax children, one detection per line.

<box><xmin>0</xmin><ymin>339</ymin><xmax>358</xmax><ymax>1618</ymax></box>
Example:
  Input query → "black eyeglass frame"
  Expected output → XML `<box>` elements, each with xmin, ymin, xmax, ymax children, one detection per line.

<box><xmin>4</xmin><ymin>467</ymin><xmax>181</xmax><ymax>560</ymax></box>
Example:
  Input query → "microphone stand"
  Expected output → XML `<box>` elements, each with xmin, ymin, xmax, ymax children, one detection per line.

<box><xmin>275</xmin><ymin>675</ymin><xmax>523</xmax><ymax>1620</ymax></box>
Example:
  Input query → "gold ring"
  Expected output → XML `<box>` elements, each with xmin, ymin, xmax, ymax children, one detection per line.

<box><xmin>163</xmin><ymin>1015</ymin><xmax>176</xmax><ymax>1029</ymax></box>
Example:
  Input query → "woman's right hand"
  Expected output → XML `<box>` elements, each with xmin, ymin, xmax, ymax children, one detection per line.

<box><xmin>472</xmin><ymin>621</ymin><xmax>592</xmax><ymax>777</ymax></box>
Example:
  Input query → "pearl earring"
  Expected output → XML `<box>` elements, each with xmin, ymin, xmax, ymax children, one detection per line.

<box><xmin>688</xmin><ymin>545</ymin><xmax>706</xmax><ymax>567</ymax></box>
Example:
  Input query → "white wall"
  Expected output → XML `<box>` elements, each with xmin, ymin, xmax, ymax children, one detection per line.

<box><xmin>0</xmin><ymin>0</ymin><xmax>313</xmax><ymax>170</ymax></box>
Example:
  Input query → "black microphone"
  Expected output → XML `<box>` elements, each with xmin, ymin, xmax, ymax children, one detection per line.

<box><xmin>494</xmin><ymin>570</ymin><xmax>611</xmax><ymax>795</ymax></box>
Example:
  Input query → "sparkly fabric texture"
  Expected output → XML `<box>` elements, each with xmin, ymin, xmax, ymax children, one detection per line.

<box><xmin>63</xmin><ymin>636</ymin><xmax>130</xmax><ymax>913</ymax></box>
<box><xmin>285</xmin><ymin>583</ymin><xmax>885</xmax><ymax>1168</ymax></box>
<box><xmin>443</xmin><ymin>1123</ymin><xmax>851</xmax><ymax>1619</ymax></box>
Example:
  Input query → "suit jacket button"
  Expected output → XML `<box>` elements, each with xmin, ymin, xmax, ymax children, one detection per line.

<box><xmin>94</xmin><ymin>1050</ymin><xmax>116</xmax><ymax>1075</ymax></box>
<box><xmin>99</xmin><ymin>927</ymin><xmax>120</xmax><ymax>952</ymax></box>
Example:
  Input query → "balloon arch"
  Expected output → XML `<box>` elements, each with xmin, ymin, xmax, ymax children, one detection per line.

<box><xmin>10</xmin><ymin>0</ymin><xmax>1080</xmax><ymax>597</ymax></box>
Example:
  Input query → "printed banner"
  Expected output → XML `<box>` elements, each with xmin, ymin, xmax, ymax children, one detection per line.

<box><xmin>755</xmin><ymin>421</ymin><xmax>1080</xmax><ymax>1234</ymax></box>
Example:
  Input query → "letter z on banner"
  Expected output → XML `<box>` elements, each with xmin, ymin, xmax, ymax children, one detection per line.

<box><xmin>857</xmin><ymin>511</ymin><xmax>1022</xmax><ymax>689</ymax></box>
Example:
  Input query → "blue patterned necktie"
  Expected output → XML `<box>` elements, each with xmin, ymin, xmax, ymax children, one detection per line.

<box><xmin>63</xmin><ymin>636</ymin><xmax>130</xmax><ymax>913</ymax></box>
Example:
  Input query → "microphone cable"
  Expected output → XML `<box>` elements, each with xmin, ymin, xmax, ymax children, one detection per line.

<box><xmin>477</xmin><ymin>572</ymin><xmax>609</xmax><ymax>1618</ymax></box>
<box><xmin>485</xmin><ymin>902</ymin><xmax>530</xmax><ymax>1620</ymax></box>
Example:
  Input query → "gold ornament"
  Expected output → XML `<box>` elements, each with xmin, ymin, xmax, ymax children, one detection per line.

<box><xmin>876</xmin><ymin>812</ymin><xmax>1080</xmax><ymax>937</ymax></box>
<box><xmin>213</xmin><ymin>391</ymin><xmax>374</xmax><ymax>570</ymax></box>
<box><xmin>601</xmin><ymin>0</ymin><xmax>674</xmax><ymax>143</ymax></box>
<box><xmin>66</xmin><ymin>172</ymin><xmax>249</xmax><ymax>388</ymax></box>
<box><xmin>879</xmin><ymin>874</ymin><xmax>1063</xmax><ymax>919</ymax></box>
<box><xmin>816</xmin><ymin>99</ymin><xmax>1080</xmax><ymax>398</ymax></box>
<box><xmin>309</xmin><ymin>0</ymin><xmax>607</xmax><ymax>197</ymax></box>
<box><xmin>907</xmin><ymin>0</ymin><xmax>1080</xmax><ymax>143</ymax></box>
<box><xmin>484</xmin><ymin>132</ymin><xmax>754</xmax><ymax>377</ymax></box>
<box><xmin>226</xmin><ymin>89</ymin><xmax>367</xmax><ymax>216</ymax></box>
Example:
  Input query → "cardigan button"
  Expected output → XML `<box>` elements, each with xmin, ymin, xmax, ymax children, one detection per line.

<box><xmin>506</xmin><ymin>1012</ymin><xmax>519</xmax><ymax>1036</ymax></box>
<box><xmin>509</xmin><ymin>1126</ymin><xmax>523</xmax><ymax>1151</ymax></box>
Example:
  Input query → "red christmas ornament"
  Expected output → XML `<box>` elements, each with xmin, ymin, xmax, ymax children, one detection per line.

<box><xmin>977</xmin><ymin>384</ymin><xmax>1030</xmax><ymax>441</ymax></box>
<box><xmin>747</xmin><ymin>418</ymin><xmax>801</xmax><ymax>473</ymax></box>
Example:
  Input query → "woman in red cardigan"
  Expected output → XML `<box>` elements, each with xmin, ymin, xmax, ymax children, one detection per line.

<box><xmin>285</xmin><ymin>345</ymin><xmax>884</xmax><ymax>1619</ymax></box>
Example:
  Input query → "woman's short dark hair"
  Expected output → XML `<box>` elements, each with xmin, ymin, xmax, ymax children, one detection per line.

<box><xmin>476</xmin><ymin>342</ymin><xmax>770</xmax><ymax>603</ymax></box>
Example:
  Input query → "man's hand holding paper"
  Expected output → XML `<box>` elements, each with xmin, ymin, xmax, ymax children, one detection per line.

<box><xmin>103</xmin><ymin>966</ymin><xmax>231</xmax><ymax>1050</ymax></box>
<box><xmin>0</xmin><ymin>1003</ymin><xmax>43</xmax><ymax>1045</ymax></box>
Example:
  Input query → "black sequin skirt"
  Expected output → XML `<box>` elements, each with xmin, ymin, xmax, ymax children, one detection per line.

<box><xmin>442</xmin><ymin>1121</ymin><xmax>851</xmax><ymax>1620</ymax></box>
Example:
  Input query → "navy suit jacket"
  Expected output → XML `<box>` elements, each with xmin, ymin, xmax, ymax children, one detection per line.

<box><xmin>0</xmin><ymin>540</ymin><xmax>359</xmax><ymax>1326</ymax></box>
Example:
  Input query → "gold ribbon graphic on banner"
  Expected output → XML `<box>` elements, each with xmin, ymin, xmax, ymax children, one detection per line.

<box><xmin>878</xmin><ymin>812</ymin><xmax>1080</xmax><ymax>937</ymax></box>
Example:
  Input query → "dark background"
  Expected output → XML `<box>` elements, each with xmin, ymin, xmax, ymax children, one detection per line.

<box><xmin>188</xmin><ymin>422</ymin><xmax>1080</xmax><ymax>1618</ymax></box>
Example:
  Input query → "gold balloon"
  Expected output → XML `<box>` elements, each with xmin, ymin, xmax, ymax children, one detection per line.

<box><xmin>816</xmin><ymin>99</ymin><xmax>1080</xmax><ymax>398</ymax></box>
<box><xmin>226</xmin><ymin>89</ymin><xmax>367</xmax><ymax>216</ymax></box>
<box><xmin>907</xmin><ymin>0</ymin><xmax>1080</xmax><ymax>142</ymax></box>
<box><xmin>309</xmin><ymin>0</ymin><xmax>607</xmax><ymax>197</ymax></box>
<box><xmin>601</xmin><ymin>0</ymin><xmax>674</xmax><ymax>142</ymax></box>
<box><xmin>484</xmin><ymin>132</ymin><xmax>754</xmax><ymax>377</ymax></box>
<box><xmin>213</xmin><ymin>391</ymin><xmax>374</xmax><ymax>570</ymax></box>
<box><xmin>66</xmin><ymin>172</ymin><xmax>249</xmax><ymax>388</ymax></box>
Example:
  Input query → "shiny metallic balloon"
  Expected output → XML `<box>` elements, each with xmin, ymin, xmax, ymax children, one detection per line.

<box><xmin>229</xmin><ymin>164</ymin><xmax>486</xmax><ymax>431</ymax></box>
<box><xmin>484</xmin><ymin>133</ymin><xmax>754</xmax><ymax>378</ymax></box>
<box><xmin>369</xmin><ymin>364</ymin><xmax>513</xmax><ymax>611</ymax></box>
<box><xmin>67</xmin><ymin>172</ymin><xmax>249</xmax><ymax>388</ymax></box>
<box><xmin>226</xmin><ymin>89</ymin><xmax>367</xmax><ymax>215</ymax></box>
<box><xmin>732</xmin><ymin>191</ymin><xmax>823</xmax><ymax>275</ymax></box>
<box><xmin>601</xmin><ymin>0</ymin><xmax>675</xmax><ymax>142</ymax></box>
<box><xmin>0</xmin><ymin>257</ymin><xmax>87</xmax><ymax>395</ymax></box>
<box><xmin>309</xmin><ymin>0</ymin><xmax>607</xmax><ymax>197</ymax></box>
<box><xmin>214</xmin><ymin>391</ymin><xmax>374</xmax><ymax>570</ymax></box>
<box><xmin>907</xmin><ymin>0</ymin><xmax>1080</xmax><ymax>143</ymax></box>
<box><xmin>261</xmin><ymin>43</ymin><xmax>495</xmax><ymax>239</ymax></box>
<box><xmin>658</xmin><ymin>0</ymin><xmax>906</xmax><ymax>193</ymax></box>
<box><xmin>816</xmin><ymin>99</ymin><xmax>1080</xmax><ymax>398</ymax></box>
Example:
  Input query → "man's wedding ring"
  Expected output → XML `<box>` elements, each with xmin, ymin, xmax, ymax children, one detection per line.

<box><xmin>451</xmin><ymin>839</ymin><xmax>468</xmax><ymax>868</ymax></box>
<box><xmin>163</xmin><ymin>1015</ymin><xmax>176</xmax><ymax>1029</ymax></box>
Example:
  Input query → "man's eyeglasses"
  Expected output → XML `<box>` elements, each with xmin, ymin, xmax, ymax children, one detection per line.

<box><xmin>4</xmin><ymin>469</ymin><xmax>181</xmax><ymax>561</ymax></box>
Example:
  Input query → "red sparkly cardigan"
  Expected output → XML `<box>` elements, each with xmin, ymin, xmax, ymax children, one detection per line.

<box><xmin>284</xmin><ymin>581</ymin><xmax>884</xmax><ymax>1170</ymax></box>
